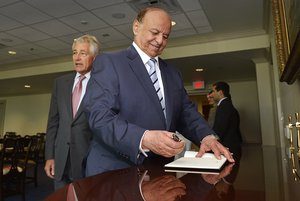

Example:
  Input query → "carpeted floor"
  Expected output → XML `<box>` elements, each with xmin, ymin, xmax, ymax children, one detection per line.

<box><xmin>5</xmin><ymin>163</ymin><xmax>54</xmax><ymax>201</ymax></box>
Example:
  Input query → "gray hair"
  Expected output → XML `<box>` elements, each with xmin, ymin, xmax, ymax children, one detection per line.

<box><xmin>72</xmin><ymin>34</ymin><xmax>100</xmax><ymax>56</ymax></box>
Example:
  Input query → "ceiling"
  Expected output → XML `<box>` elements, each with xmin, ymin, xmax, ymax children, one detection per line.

<box><xmin>0</xmin><ymin>0</ymin><xmax>269</xmax><ymax>97</ymax></box>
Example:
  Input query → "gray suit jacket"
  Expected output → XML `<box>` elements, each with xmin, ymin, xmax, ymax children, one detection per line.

<box><xmin>45</xmin><ymin>73</ymin><xmax>92</xmax><ymax>181</ymax></box>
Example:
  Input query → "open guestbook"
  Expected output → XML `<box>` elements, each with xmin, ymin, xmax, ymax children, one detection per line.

<box><xmin>164</xmin><ymin>151</ymin><xmax>227</xmax><ymax>174</ymax></box>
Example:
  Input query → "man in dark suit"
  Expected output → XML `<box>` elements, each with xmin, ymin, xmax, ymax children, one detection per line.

<box><xmin>211</xmin><ymin>81</ymin><xmax>243</xmax><ymax>155</ymax></box>
<box><xmin>44</xmin><ymin>34</ymin><xmax>100</xmax><ymax>190</ymax></box>
<box><xmin>84</xmin><ymin>7</ymin><xmax>234</xmax><ymax>176</ymax></box>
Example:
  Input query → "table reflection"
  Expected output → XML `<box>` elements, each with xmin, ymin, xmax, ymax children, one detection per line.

<box><xmin>45</xmin><ymin>146</ymin><xmax>300</xmax><ymax>201</ymax></box>
<box><xmin>45</xmin><ymin>154</ymin><xmax>241</xmax><ymax>201</ymax></box>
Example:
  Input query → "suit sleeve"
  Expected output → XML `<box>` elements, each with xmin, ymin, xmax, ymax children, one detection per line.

<box><xmin>168</xmin><ymin>68</ymin><xmax>216</xmax><ymax>145</ymax></box>
<box><xmin>45</xmin><ymin>79</ymin><xmax>59</xmax><ymax>160</ymax></box>
<box><xmin>84</xmin><ymin>54</ymin><xmax>146</xmax><ymax>165</ymax></box>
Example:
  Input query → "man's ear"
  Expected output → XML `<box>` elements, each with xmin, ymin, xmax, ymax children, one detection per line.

<box><xmin>218</xmin><ymin>90</ymin><xmax>224</xmax><ymax>97</ymax></box>
<box><xmin>133</xmin><ymin>20</ymin><xmax>139</xmax><ymax>36</ymax></box>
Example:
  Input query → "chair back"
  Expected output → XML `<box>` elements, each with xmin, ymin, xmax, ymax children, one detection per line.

<box><xmin>0</xmin><ymin>136</ymin><xmax>32</xmax><ymax>200</ymax></box>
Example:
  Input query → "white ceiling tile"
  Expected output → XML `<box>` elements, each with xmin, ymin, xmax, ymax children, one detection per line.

<box><xmin>195</xmin><ymin>26</ymin><xmax>213</xmax><ymax>34</ymax></box>
<box><xmin>6</xmin><ymin>26</ymin><xmax>51</xmax><ymax>42</ymax></box>
<box><xmin>74</xmin><ymin>0</ymin><xmax>124</xmax><ymax>10</ymax></box>
<box><xmin>170</xmin><ymin>28</ymin><xmax>197</xmax><ymax>39</ymax></box>
<box><xmin>0</xmin><ymin>1</ymin><xmax>51</xmax><ymax>24</ymax></box>
<box><xmin>34</xmin><ymin>38</ymin><xmax>70</xmax><ymax>51</ymax></box>
<box><xmin>31</xmin><ymin>20</ymin><xmax>78</xmax><ymax>37</ymax></box>
<box><xmin>16</xmin><ymin>54</ymin><xmax>40</xmax><ymax>61</ymax></box>
<box><xmin>0</xmin><ymin>32</ymin><xmax>27</xmax><ymax>46</ymax></box>
<box><xmin>102</xmin><ymin>39</ymin><xmax>131</xmax><ymax>49</ymax></box>
<box><xmin>89</xmin><ymin>27</ymin><xmax>128</xmax><ymax>43</ymax></box>
<box><xmin>114</xmin><ymin>23</ymin><xmax>134</xmax><ymax>39</ymax></box>
<box><xmin>92</xmin><ymin>3</ymin><xmax>137</xmax><ymax>26</ymax></box>
<box><xmin>13</xmin><ymin>43</ymin><xmax>51</xmax><ymax>54</ymax></box>
<box><xmin>171</xmin><ymin>13</ymin><xmax>194</xmax><ymax>31</ymax></box>
<box><xmin>34</xmin><ymin>51</ymin><xmax>61</xmax><ymax>59</ymax></box>
<box><xmin>57</xmin><ymin>34</ymin><xmax>85</xmax><ymax>45</ymax></box>
<box><xmin>25</xmin><ymin>0</ymin><xmax>85</xmax><ymax>17</ymax></box>
<box><xmin>0</xmin><ymin>0</ymin><xmax>20</xmax><ymax>7</ymax></box>
<box><xmin>186</xmin><ymin>10</ymin><xmax>210</xmax><ymax>27</ymax></box>
<box><xmin>60</xmin><ymin>12</ymin><xmax>109</xmax><ymax>32</ymax></box>
<box><xmin>56</xmin><ymin>48</ymin><xmax>72</xmax><ymax>56</ymax></box>
<box><xmin>0</xmin><ymin>14</ymin><xmax>23</xmax><ymax>31</ymax></box>
<box><xmin>177</xmin><ymin>0</ymin><xmax>202</xmax><ymax>11</ymax></box>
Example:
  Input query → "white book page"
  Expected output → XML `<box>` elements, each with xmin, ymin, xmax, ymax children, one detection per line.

<box><xmin>165</xmin><ymin>151</ymin><xmax>227</xmax><ymax>170</ymax></box>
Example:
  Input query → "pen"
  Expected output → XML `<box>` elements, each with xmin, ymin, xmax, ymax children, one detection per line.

<box><xmin>172</xmin><ymin>133</ymin><xmax>181</xmax><ymax>142</ymax></box>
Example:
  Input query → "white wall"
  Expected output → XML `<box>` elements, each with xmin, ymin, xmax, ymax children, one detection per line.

<box><xmin>230</xmin><ymin>81</ymin><xmax>261</xmax><ymax>143</ymax></box>
<box><xmin>1</xmin><ymin>93</ymin><xmax>51</xmax><ymax>136</ymax></box>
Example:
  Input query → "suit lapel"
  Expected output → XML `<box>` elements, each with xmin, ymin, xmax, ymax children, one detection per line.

<box><xmin>65</xmin><ymin>74</ymin><xmax>75</xmax><ymax>120</ymax></box>
<box><xmin>126</xmin><ymin>46</ymin><xmax>166</xmax><ymax>124</ymax></box>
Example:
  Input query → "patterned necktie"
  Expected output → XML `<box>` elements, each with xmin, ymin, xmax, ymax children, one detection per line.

<box><xmin>148</xmin><ymin>58</ymin><xmax>166</xmax><ymax>116</ymax></box>
<box><xmin>72</xmin><ymin>75</ymin><xmax>86</xmax><ymax>118</ymax></box>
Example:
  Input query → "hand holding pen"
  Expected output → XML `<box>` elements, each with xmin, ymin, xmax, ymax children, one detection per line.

<box><xmin>142</xmin><ymin>130</ymin><xmax>185</xmax><ymax>158</ymax></box>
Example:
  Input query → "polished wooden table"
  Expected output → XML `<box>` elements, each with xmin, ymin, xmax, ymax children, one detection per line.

<box><xmin>45</xmin><ymin>145</ymin><xmax>300</xmax><ymax>201</ymax></box>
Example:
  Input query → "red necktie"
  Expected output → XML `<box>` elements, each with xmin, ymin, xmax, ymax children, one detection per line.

<box><xmin>72</xmin><ymin>75</ymin><xmax>85</xmax><ymax>118</ymax></box>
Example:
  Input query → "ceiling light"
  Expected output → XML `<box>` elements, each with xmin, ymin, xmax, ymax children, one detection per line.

<box><xmin>8</xmin><ymin>50</ymin><xmax>16</xmax><ymax>55</ymax></box>
<box><xmin>195</xmin><ymin>68</ymin><xmax>204</xmax><ymax>72</ymax></box>
<box><xmin>24</xmin><ymin>85</ymin><xmax>31</xmax><ymax>88</ymax></box>
<box><xmin>80</xmin><ymin>20</ymin><xmax>88</xmax><ymax>25</ymax></box>
<box><xmin>102</xmin><ymin>33</ymin><xmax>110</xmax><ymax>37</ymax></box>
<box><xmin>171</xmin><ymin>21</ymin><xmax>176</xmax><ymax>26</ymax></box>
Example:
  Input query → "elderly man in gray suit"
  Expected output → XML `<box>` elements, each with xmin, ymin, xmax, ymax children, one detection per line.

<box><xmin>44</xmin><ymin>34</ymin><xmax>100</xmax><ymax>190</ymax></box>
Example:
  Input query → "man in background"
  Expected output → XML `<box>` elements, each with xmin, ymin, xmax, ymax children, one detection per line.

<box><xmin>207</xmin><ymin>90</ymin><xmax>216</xmax><ymax>127</ymax></box>
<box><xmin>211</xmin><ymin>81</ymin><xmax>243</xmax><ymax>155</ymax></box>
<box><xmin>84</xmin><ymin>7</ymin><xmax>234</xmax><ymax>176</ymax></box>
<box><xmin>44</xmin><ymin>34</ymin><xmax>100</xmax><ymax>190</ymax></box>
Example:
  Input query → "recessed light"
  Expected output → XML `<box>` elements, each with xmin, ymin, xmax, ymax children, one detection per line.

<box><xmin>195</xmin><ymin>68</ymin><xmax>204</xmax><ymax>72</ymax></box>
<box><xmin>80</xmin><ymin>20</ymin><xmax>88</xmax><ymax>25</ymax></box>
<box><xmin>171</xmin><ymin>21</ymin><xmax>176</xmax><ymax>26</ymax></box>
<box><xmin>24</xmin><ymin>85</ymin><xmax>31</xmax><ymax>88</ymax></box>
<box><xmin>8</xmin><ymin>50</ymin><xmax>17</xmax><ymax>55</ymax></box>
<box><xmin>102</xmin><ymin>33</ymin><xmax>110</xmax><ymax>37</ymax></box>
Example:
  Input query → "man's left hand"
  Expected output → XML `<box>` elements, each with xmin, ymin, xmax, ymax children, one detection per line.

<box><xmin>196</xmin><ymin>135</ymin><xmax>235</xmax><ymax>163</ymax></box>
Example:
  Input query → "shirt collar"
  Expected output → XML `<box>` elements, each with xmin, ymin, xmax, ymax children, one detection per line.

<box><xmin>132</xmin><ymin>42</ymin><xmax>158</xmax><ymax>65</ymax></box>
<box><xmin>217</xmin><ymin>97</ymin><xmax>227</xmax><ymax>106</ymax></box>
<box><xmin>75</xmin><ymin>71</ymin><xmax>91</xmax><ymax>80</ymax></box>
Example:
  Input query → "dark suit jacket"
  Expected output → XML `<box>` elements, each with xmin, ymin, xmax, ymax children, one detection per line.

<box><xmin>84</xmin><ymin>45</ymin><xmax>215</xmax><ymax>176</ymax></box>
<box><xmin>213</xmin><ymin>98</ymin><xmax>242</xmax><ymax>152</ymax></box>
<box><xmin>45</xmin><ymin>73</ymin><xmax>93</xmax><ymax>181</ymax></box>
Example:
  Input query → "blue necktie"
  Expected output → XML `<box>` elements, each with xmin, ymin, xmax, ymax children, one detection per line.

<box><xmin>148</xmin><ymin>58</ymin><xmax>166</xmax><ymax>116</ymax></box>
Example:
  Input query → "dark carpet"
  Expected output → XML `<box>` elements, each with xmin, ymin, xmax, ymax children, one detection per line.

<box><xmin>5</xmin><ymin>163</ymin><xmax>54</xmax><ymax>201</ymax></box>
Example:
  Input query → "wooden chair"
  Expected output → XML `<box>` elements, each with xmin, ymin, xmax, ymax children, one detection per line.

<box><xmin>36</xmin><ymin>132</ymin><xmax>46</xmax><ymax>163</ymax></box>
<box><xmin>25</xmin><ymin>135</ymin><xmax>43</xmax><ymax>187</ymax></box>
<box><xmin>0</xmin><ymin>136</ymin><xmax>31</xmax><ymax>201</ymax></box>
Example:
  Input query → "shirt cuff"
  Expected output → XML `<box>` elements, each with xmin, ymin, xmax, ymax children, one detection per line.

<box><xmin>139</xmin><ymin>130</ymin><xmax>150</xmax><ymax>158</ymax></box>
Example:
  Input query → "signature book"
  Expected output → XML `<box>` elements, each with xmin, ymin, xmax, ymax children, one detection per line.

<box><xmin>164</xmin><ymin>151</ymin><xmax>227</xmax><ymax>174</ymax></box>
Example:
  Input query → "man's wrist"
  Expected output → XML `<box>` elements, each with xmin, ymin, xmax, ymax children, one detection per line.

<box><xmin>201</xmin><ymin>134</ymin><xmax>219</xmax><ymax>143</ymax></box>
